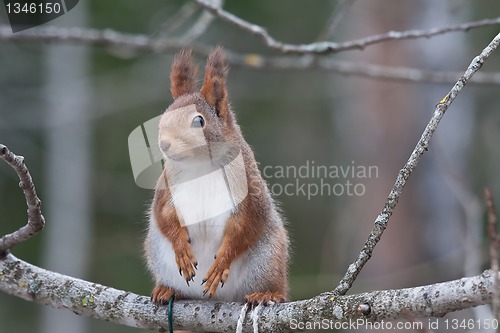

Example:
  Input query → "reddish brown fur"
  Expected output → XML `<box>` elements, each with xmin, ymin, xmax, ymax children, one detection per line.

<box><xmin>170</xmin><ymin>49</ymin><xmax>198</xmax><ymax>99</ymax></box>
<box><xmin>150</xmin><ymin>48</ymin><xmax>288</xmax><ymax>307</ymax></box>
<box><xmin>245</xmin><ymin>291</ymin><xmax>286</xmax><ymax>306</ymax></box>
<box><xmin>200</xmin><ymin>47</ymin><xmax>230</xmax><ymax>120</ymax></box>
<box><xmin>151</xmin><ymin>285</ymin><xmax>184</xmax><ymax>305</ymax></box>
<box><xmin>201</xmin><ymin>193</ymin><xmax>267</xmax><ymax>297</ymax></box>
<box><xmin>153</xmin><ymin>173</ymin><xmax>197</xmax><ymax>287</ymax></box>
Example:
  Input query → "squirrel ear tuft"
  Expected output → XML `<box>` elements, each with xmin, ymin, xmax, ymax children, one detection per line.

<box><xmin>200</xmin><ymin>47</ymin><xmax>229</xmax><ymax>118</ymax></box>
<box><xmin>170</xmin><ymin>49</ymin><xmax>198</xmax><ymax>99</ymax></box>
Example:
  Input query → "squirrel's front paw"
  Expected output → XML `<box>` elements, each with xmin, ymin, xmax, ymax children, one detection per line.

<box><xmin>202</xmin><ymin>257</ymin><xmax>230</xmax><ymax>298</ymax></box>
<box><xmin>173</xmin><ymin>239</ymin><xmax>198</xmax><ymax>284</ymax></box>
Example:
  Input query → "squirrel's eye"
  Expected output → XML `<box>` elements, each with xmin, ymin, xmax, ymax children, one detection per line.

<box><xmin>192</xmin><ymin>115</ymin><xmax>205</xmax><ymax>128</ymax></box>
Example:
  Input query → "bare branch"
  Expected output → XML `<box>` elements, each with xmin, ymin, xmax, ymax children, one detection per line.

<box><xmin>195</xmin><ymin>0</ymin><xmax>500</xmax><ymax>55</ymax></box>
<box><xmin>314</xmin><ymin>59</ymin><xmax>500</xmax><ymax>84</ymax></box>
<box><xmin>2</xmin><ymin>25</ymin><xmax>500</xmax><ymax>85</ymax></box>
<box><xmin>485</xmin><ymin>187</ymin><xmax>500</xmax><ymax>319</ymax></box>
<box><xmin>180</xmin><ymin>0</ymin><xmax>223</xmax><ymax>43</ymax></box>
<box><xmin>0</xmin><ymin>11</ymin><xmax>499</xmax><ymax>333</ymax></box>
<box><xmin>0</xmin><ymin>144</ymin><xmax>45</xmax><ymax>256</ymax></box>
<box><xmin>0</xmin><ymin>252</ymin><xmax>497</xmax><ymax>332</ymax></box>
<box><xmin>317</xmin><ymin>0</ymin><xmax>357</xmax><ymax>41</ymax></box>
<box><xmin>332</xmin><ymin>31</ymin><xmax>500</xmax><ymax>296</ymax></box>
<box><xmin>245</xmin><ymin>56</ymin><xmax>500</xmax><ymax>84</ymax></box>
<box><xmin>0</xmin><ymin>25</ymin><xmax>191</xmax><ymax>53</ymax></box>
<box><xmin>156</xmin><ymin>2</ymin><xmax>198</xmax><ymax>38</ymax></box>
<box><xmin>485</xmin><ymin>188</ymin><xmax>499</xmax><ymax>271</ymax></box>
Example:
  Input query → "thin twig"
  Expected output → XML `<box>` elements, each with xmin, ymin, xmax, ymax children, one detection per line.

<box><xmin>195</xmin><ymin>0</ymin><xmax>500</xmax><ymax>54</ymax></box>
<box><xmin>314</xmin><ymin>58</ymin><xmax>500</xmax><ymax>84</ymax></box>
<box><xmin>331</xmin><ymin>32</ymin><xmax>500</xmax><ymax>296</ymax></box>
<box><xmin>180</xmin><ymin>0</ymin><xmax>223</xmax><ymax>43</ymax></box>
<box><xmin>432</xmin><ymin>145</ymin><xmax>493</xmax><ymax>323</ymax></box>
<box><xmin>433</xmin><ymin>144</ymin><xmax>482</xmax><ymax>276</ymax></box>
<box><xmin>2</xmin><ymin>25</ymin><xmax>500</xmax><ymax>85</ymax></box>
<box><xmin>156</xmin><ymin>2</ymin><xmax>198</xmax><ymax>38</ymax></box>
<box><xmin>249</xmin><ymin>56</ymin><xmax>500</xmax><ymax>84</ymax></box>
<box><xmin>317</xmin><ymin>0</ymin><xmax>357</xmax><ymax>41</ymax></box>
<box><xmin>0</xmin><ymin>25</ymin><xmax>191</xmax><ymax>53</ymax></box>
<box><xmin>0</xmin><ymin>144</ymin><xmax>45</xmax><ymax>256</ymax></box>
<box><xmin>485</xmin><ymin>188</ymin><xmax>499</xmax><ymax>271</ymax></box>
<box><xmin>485</xmin><ymin>187</ymin><xmax>500</xmax><ymax>320</ymax></box>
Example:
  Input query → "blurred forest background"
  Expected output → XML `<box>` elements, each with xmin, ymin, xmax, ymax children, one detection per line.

<box><xmin>1</xmin><ymin>0</ymin><xmax>500</xmax><ymax>332</ymax></box>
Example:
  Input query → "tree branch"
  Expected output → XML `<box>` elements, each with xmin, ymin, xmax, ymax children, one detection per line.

<box><xmin>1</xmin><ymin>7</ymin><xmax>500</xmax><ymax>332</ymax></box>
<box><xmin>179</xmin><ymin>0</ymin><xmax>223</xmax><ymax>43</ymax></box>
<box><xmin>195</xmin><ymin>0</ymin><xmax>500</xmax><ymax>55</ymax></box>
<box><xmin>0</xmin><ymin>139</ymin><xmax>497</xmax><ymax>331</ymax></box>
<box><xmin>0</xmin><ymin>144</ymin><xmax>45</xmax><ymax>256</ymax></box>
<box><xmin>0</xmin><ymin>25</ymin><xmax>191</xmax><ymax>53</ymax></box>
<box><xmin>485</xmin><ymin>188</ymin><xmax>500</xmax><ymax>319</ymax></box>
<box><xmin>316</xmin><ymin>0</ymin><xmax>357</xmax><ymax>41</ymax></box>
<box><xmin>485</xmin><ymin>188</ymin><xmax>499</xmax><ymax>272</ymax></box>
<box><xmin>156</xmin><ymin>2</ymin><xmax>198</xmax><ymax>38</ymax></box>
<box><xmin>332</xmin><ymin>31</ymin><xmax>500</xmax><ymax>296</ymax></box>
<box><xmin>243</xmin><ymin>56</ymin><xmax>500</xmax><ymax>85</ymax></box>
<box><xmin>0</xmin><ymin>252</ymin><xmax>496</xmax><ymax>332</ymax></box>
<box><xmin>2</xmin><ymin>25</ymin><xmax>500</xmax><ymax>85</ymax></box>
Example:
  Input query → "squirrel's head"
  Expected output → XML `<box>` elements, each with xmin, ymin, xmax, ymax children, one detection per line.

<box><xmin>159</xmin><ymin>48</ymin><xmax>239</xmax><ymax>168</ymax></box>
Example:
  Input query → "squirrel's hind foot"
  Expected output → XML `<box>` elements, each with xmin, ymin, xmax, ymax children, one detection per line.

<box><xmin>244</xmin><ymin>291</ymin><xmax>286</xmax><ymax>306</ymax></box>
<box><xmin>151</xmin><ymin>285</ymin><xmax>183</xmax><ymax>305</ymax></box>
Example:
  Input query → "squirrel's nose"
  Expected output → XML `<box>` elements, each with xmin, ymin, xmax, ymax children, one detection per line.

<box><xmin>160</xmin><ymin>140</ymin><xmax>171</xmax><ymax>152</ymax></box>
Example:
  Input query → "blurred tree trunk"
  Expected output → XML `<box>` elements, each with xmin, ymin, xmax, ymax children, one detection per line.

<box><xmin>41</xmin><ymin>1</ymin><xmax>92</xmax><ymax>333</ymax></box>
<box><xmin>418</xmin><ymin>0</ymin><xmax>493</xmax><ymax>329</ymax></box>
<box><xmin>417</xmin><ymin>0</ymin><xmax>478</xmax><ymax>279</ymax></box>
<box><xmin>324</xmin><ymin>0</ymin><xmax>493</xmax><ymax>331</ymax></box>
<box><xmin>327</xmin><ymin>0</ymin><xmax>424</xmax><ymax>287</ymax></box>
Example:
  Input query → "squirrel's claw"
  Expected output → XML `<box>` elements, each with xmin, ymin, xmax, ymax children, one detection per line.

<box><xmin>202</xmin><ymin>257</ymin><xmax>230</xmax><ymax>297</ymax></box>
<box><xmin>244</xmin><ymin>291</ymin><xmax>286</xmax><ymax>307</ymax></box>
<box><xmin>151</xmin><ymin>285</ymin><xmax>177</xmax><ymax>305</ymax></box>
<box><xmin>174</xmin><ymin>240</ymin><xmax>198</xmax><ymax>284</ymax></box>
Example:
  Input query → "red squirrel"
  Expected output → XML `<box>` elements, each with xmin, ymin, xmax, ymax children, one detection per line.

<box><xmin>144</xmin><ymin>48</ymin><xmax>289</xmax><ymax>306</ymax></box>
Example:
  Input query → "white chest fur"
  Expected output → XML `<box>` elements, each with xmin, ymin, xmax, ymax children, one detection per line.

<box><xmin>170</xmin><ymin>168</ymin><xmax>235</xmax><ymax>227</ymax></box>
<box><xmin>147</xmin><ymin>163</ymin><xmax>254</xmax><ymax>301</ymax></box>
